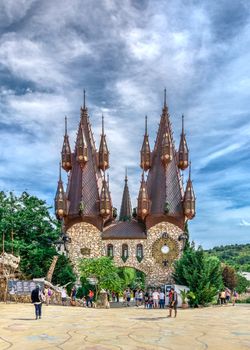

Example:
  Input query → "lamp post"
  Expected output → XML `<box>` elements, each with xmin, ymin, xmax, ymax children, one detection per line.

<box><xmin>55</xmin><ymin>220</ymin><xmax>71</xmax><ymax>256</ymax></box>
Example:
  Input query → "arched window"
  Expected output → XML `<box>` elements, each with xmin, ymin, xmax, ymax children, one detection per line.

<box><xmin>122</xmin><ymin>244</ymin><xmax>129</xmax><ymax>259</ymax></box>
<box><xmin>107</xmin><ymin>244</ymin><xmax>113</xmax><ymax>258</ymax></box>
<box><xmin>136</xmin><ymin>244</ymin><xmax>143</xmax><ymax>259</ymax></box>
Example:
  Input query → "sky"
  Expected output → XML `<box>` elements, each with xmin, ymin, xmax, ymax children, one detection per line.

<box><xmin>0</xmin><ymin>0</ymin><xmax>250</xmax><ymax>249</ymax></box>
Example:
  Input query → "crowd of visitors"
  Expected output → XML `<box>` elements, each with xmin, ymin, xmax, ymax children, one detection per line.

<box><xmin>31</xmin><ymin>284</ymin><xmax>239</xmax><ymax>319</ymax></box>
<box><xmin>218</xmin><ymin>288</ymin><xmax>238</xmax><ymax>306</ymax></box>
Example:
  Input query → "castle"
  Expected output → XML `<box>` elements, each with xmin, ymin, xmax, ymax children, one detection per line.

<box><xmin>55</xmin><ymin>90</ymin><xmax>195</xmax><ymax>286</ymax></box>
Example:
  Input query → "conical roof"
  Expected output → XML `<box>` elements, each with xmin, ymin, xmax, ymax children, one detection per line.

<box><xmin>119</xmin><ymin>171</ymin><xmax>132</xmax><ymax>221</ymax></box>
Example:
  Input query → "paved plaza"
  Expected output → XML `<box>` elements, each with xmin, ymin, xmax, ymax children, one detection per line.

<box><xmin>0</xmin><ymin>303</ymin><xmax>249</xmax><ymax>350</ymax></box>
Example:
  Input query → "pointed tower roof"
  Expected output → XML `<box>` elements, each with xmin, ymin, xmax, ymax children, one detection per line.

<box><xmin>119</xmin><ymin>169</ymin><xmax>132</xmax><ymax>221</ymax></box>
<box><xmin>65</xmin><ymin>92</ymin><xmax>103</xmax><ymax>229</ymax></box>
<box><xmin>98</xmin><ymin>114</ymin><xmax>110</xmax><ymax>171</ymax></box>
<box><xmin>146</xmin><ymin>89</ymin><xmax>185</xmax><ymax>228</ymax></box>
<box><xmin>55</xmin><ymin>163</ymin><xmax>67</xmax><ymax>219</ymax></box>
<box><xmin>61</xmin><ymin>116</ymin><xmax>72</xmax><ymax>172</ymax></box>
<box><xmin>178</xmin><ymin>115</ymin><xmax>189</xmax><ymax>170</ymax></box>
<box><xmin>140</xmin><ymin>115</ymin><xmax>151</xmax><ymax>171</ymax></box>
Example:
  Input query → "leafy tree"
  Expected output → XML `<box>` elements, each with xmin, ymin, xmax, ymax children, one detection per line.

<box><xmin>173</xmin><ymin>246</ymin><xmax>223</xmax><ymax>306</ymax></box>
<box><xmin>79</xmin><ymin>257</ymin><xmax>123</xmax><ymax>298</ymax></box>
<box><xmin>118</xmin><ymin>267</ymin><xmax>145</xmax><ymax>290</ymax></box>
<box><xmin>236</xmin><ymin>274</ymin><xmax>250</xmax><ymax>294</ymax></box>
<box><xmin>222</xmin><ymin>265</ymin><xmax>238</xmax><ymax>290</ymax></box>
<box><xmin>0</xmin><ymin>191</ymin><xmax>76</xmax><ymax>285</ymax></box>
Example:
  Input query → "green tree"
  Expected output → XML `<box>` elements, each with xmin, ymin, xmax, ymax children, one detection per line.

<box><xmin>79</xmin><ymin>257</ymin><xmax>122</xmax><ymax>298</ymax></box>
<box><xmin>173</xmin><ymin>246</ymin><xmax>223</xmax><ymax>306</ymax></box>
<box><xmin>236</xmin><ymin>274</ymin><xmax>250</xmax><ymax>294</ymax></box>
<box><xmin>0</xmin><ymin>191</ymin><xmax>76</xmax><ymax>286</ymax></box>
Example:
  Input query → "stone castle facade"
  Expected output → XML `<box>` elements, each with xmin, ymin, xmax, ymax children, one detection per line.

<box><xmin>55</xmin><ymin>90</ymin><xmax>195</xmax><ymax>286</ymax></box>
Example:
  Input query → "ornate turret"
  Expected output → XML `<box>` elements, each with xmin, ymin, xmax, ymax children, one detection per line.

<box><xmin>61</xmin><ymin>116</ymin><xmax>72</xmax><ymax>172</ymax></box>
<box><xmin>140</xmin><ymin>116</ymin><xmax>151</xmax><ymax>171</ymax></box>
<box><xmin>183</xmin><ymin>163</ymin><xmax>196</xmax><ymax>219</ymax></box>
<box><xmin>100</xmin><ymin>174</ymin><xmax>112</xmax><ymax>218</ymax></box>
<box><xmin>178</xmin><ymin>115</ymin><xmax>189</xmax><ymax>170</ymax></box>
<box><xmin>137</xmin><ymin>172</ymin><xmax>150</xmax><ymax>220</ymax></box>
<box><xmin>75</xmin><ymin>122</ymin><xmax>88</xmax><ymax>168</ymax></box>
<box><xmin>98</xmin><ymin>115</ymin><xmax>110</xmax><ymax>171</ymax></box>
<box><xmin>55</xmin><ymin>163</ymin><xmax>67</xmax><ymax>219</ymax></box>
<box><xmin>119</xmin><ymin>170</ymin><xmax>132</xmax><ymax>221</ymax></box>
<box><xmin>146</xmin><ymin>89</ymin><xmax>185</xmax><ymax>228</ymax></box>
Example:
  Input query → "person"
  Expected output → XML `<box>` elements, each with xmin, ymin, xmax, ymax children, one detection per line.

<box><xmin>138</xmin><ymin>290</ymin><xmax>143</xmax><ymax>306</ymax></box>
<box><xmin>87</xmin><ymin>290</ymin><xmax>94</xmax><ymax>307</ymax></box>
<box><xmin>135</xmin><ymin>289</ymin><xmax>139</xmax><ymax>307</ymax></box>
<box><xmin>159</xmin><ymin>290</ymin><xmax>165</xmax><ymax>309</ymax></box>
<box><xmin>44</xmin><ymin>286</ymin><xmax>53</xmax><ymax>306</ymax></box>
<box><xmin>225</xmin><ymin>289</ymin><xmax>230</xmax><ymax>304</ymax></box>
<box><xmin>168</xmin><ymin>287</ymin><xmax>178</xmax><ymax>318</ymax></box>
<box><xmin>232</xmin><ymin>290</ymin><xmax>238</xmax><ymax>306</ymax></box>
<box><xmin>126</xmin><ymin>289</ymin><xmax>131</xmax><ymax>306</ymax></box>
<box><xmin>70</xmin><ymin>286</ymin><xmax>77</xmax><ymax>306</ymax></box>
<box><xmin>31</xmin><ymin>284</ymin><xmax>43</xmax><ymax>320</ymax></box>
<box><xmin>144</xmin><ymin>291</ymin><xmax>149</xmax><ymax>308</ymax></box>
<box><xmin>152</xmin><ymin>289</ymin><xmax>160</xmax><ymax>309</ymax></box>
<box><xmin>220</xmin><ymin>290</ymin><xmax>226</xmax><ymax>305</ymax></box>
<box><xmin>61</xmin><ymin>288</ymin><xmax>67</xmax><ymax>306</ymax></box>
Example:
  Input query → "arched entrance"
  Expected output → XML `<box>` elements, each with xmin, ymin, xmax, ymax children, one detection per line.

<box><xmin>117</xmin><ymin>266</ymin><xmax>146</xmax><ymax>290</ymax></box>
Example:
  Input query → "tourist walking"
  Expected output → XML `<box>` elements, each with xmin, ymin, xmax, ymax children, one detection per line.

<box><xmin>44</xmin><ymin>286</ymin><xmax>53</xmax><ymax>306</ymax></box>
<box><xmin>70</xmin><ymin>286</ymin><xmax>77</xmax><ymax>306</ymax></box>
<box><xmin>87</xmin><ymin>290</ymin><xmax>94</xmax><ymax>307</ymax></box>
<box><xmin>61</xmin><ymin>287</ymin><xmax>67</xmax><ymax>306</ymax></box>
<box><xmin>144</xmin><ymin>291</ymin><xmax>149</xmax><ymax>308</ymax></box>
<box><xmin>152</xmin><ymin>289</ymin><xmax>160</xmax><ymax>308</ymax></box>
<box><xmin>126</xmin><ymin>289</ymin><xmax>131</xmax><ymax>306</ymax></box>
<box><xmin>220</xmin><ymin>290</ymin><xmax>226</xmax><ymax>305</ymax></box>
<box><xmin>138</xmin><ymin>290</ymin><xmax>143</xmax><ymax>306</ymax></box>
<box><xmin>159</xmin><ymin>290</ymin><xmax>165</xmax><ymax>309</ymax></box>
<box><xmin>232</xmin><ymin>290</ymin><xmax>238</xmax><ymax>306</ymax></box>
<box><xmin>225</xmin><ymin>289</ymin><xmax>230</xmax><ymax>304</ymax></box>
<box><xmin>135</xmin><ymin>289</ymin><xmax>139</xmax><ymax>307</ymax></box>
<box><xmin>31</xmin><ymin>284</ymin><xmax>44</xmax><ymax>320</ymax></box>
<box><xmin>168</xmin><ymin>287</ymin><xmax>178</xmax><ymax>318</ymax></box>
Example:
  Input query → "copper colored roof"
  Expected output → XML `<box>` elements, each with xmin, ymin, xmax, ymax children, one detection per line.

<box><xmin>66</xmin><ymin>107</ymin><xmax>103</xmax><ymax>218</ymax></box>
<box><xmin>119</xmin><ymin>173</ymin><xmax>132</xmax><ymax>221</ymax></box>
<box><xmin>102</xmin><ymin>220</ymin><xmax>146</xmax><ymax>240</ymax></box>
<box><xmin>146</xmin><ymin>105</ymin><xmax>184</xmax><ymax>218</ymax></box>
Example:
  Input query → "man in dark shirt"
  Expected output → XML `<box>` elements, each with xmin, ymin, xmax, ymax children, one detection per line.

<box><xmin>168</xmin><ymin>287</ymin><xmax>178</xmax><ymax>318</ymax></box>
<box><xmin>31</xmin><ymin>284</ymin><xmax>42</xmax><ymax>320</ymax></box>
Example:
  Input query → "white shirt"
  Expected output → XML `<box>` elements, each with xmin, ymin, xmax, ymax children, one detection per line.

<box><xmin>159</xmin><ymin>292</ymin><xmax>165</xmax><ymax>300</ymax></box>
<box><xmin>152</xmin><ymin>291</ymin><xmax>159</xmax><ymax>300</ymax></box>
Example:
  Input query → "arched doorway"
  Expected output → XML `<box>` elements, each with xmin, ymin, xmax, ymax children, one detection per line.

<box><xmin>117</xmin><ymin>266</ymin><xmax>146</xmax><ymax>290</ymax></box>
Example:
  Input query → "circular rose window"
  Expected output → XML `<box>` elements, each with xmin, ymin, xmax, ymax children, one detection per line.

<box><xmin>161</xmin><ymin>245</ymin><xmax>169</xmax><ymax>254</ymax></box>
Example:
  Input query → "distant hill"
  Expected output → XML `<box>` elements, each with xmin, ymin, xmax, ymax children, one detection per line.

<box><xmin>206</xmin><ymin>244</ymin><xmax>250</xmax><ymax>272</ymax></box>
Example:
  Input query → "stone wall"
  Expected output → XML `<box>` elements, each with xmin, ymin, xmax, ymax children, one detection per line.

<box><xmin>67</xmin><ymin>221</ymin><xmax>184</xmax><ymax>286</ymax></box>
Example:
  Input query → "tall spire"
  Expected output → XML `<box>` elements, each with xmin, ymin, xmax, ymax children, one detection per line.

<box><xmin>119</xmin><ymin>169</ymin><xmax>132</xmax><ymax>221</ymax></box>
<box><xmin>164</xmin><ymin>88</ymin><xmax>167</xmax><ymax>109</ymax></box>
<box><xmin>98</xmin><ymin>114</ymin><xmax>110</xmax><ymax>171</ymax></box>
<box><xmin>178</xmin><ymin>115</ymin><xmax>189</xmax><ymax>170</ymax></box>
<box><xmin>183</xmin><ymin>162</ymin><xmax>195</xmax><ymax>220</ymax></box>
<box><xmin>61</xmin><ymin>116</ymin><xmax>72</xmax><ymax>172</ymax></box>
<box><xmin>55</xmin><ymin>162</ymin><xmax>67</xmax><ymax>219</ymax></box>
<box><xmin>137</xmin><ymin>171</ymin><xmax>150</xmax><ymax>221</ymax></box>
<box><xmin>140</xmin><ymin>115</ymin><xmax>151</xmax><ymax>171</ymax></box>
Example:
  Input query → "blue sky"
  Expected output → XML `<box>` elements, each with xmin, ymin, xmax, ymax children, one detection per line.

<box><xmin>0</xmin><ymin>0</ymin><xmax>250</xmax><ymax>248</ymax></box>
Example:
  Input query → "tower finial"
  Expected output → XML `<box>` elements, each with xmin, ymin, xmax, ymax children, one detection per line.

<box><xmin>182</xmin><ymin>114</ymin><xmax>184</xmax><ymax>134</ymax></box>
<box><xmin>65</xmin><ymin>116</ymin><xmax>67</xmax><ymax>135</ymax></box>
<box><xmin>189</xmin><ymin>161</ymin><xmax>191</xmax><ymax>179</ymax></box>
<box><xmin>102</xmin><ymin>114</ymin><xmax>104</xmax><ymax>134</ymax></box>
<box><xmin>145</xmin><ymin>115</ymin><xmax>148</xmax><ymax>135</ymax></box>
<box><xmin>164</xmin><ymin>88</ymin><xmax>166</xmax><ymax>108</ymax></box>
<box><xmin>83</xmin><ymin>89</ymin><xmax>86</xmax><ymax>109</ymax></box>
<box><xmin>125</xmin><ymin>167</ymin><xmax>128</xmax><ymax>182</ymax></box>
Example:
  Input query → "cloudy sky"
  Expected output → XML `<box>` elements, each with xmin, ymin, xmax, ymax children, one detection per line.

<box><xmin>0</xmin><ymin>0</ymin><xmax>250</xmax><ymax>248</ymax></box>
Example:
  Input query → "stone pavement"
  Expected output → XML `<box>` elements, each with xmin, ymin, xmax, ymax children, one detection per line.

<box><xmin>0</xmin><ymin>303</ymin><xmax>249</xmax><ymax>350</ymax></box>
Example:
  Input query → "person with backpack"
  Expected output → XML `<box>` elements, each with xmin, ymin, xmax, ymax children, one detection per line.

<box><xmin>31</xmin><ymin>284</ymin><xmax>44</xmax><ymax>320</ymax></box>
<box><xmin>168</xmin><ymin>287</ymin><xmax>178</xmax><ymax>318</ymax></box>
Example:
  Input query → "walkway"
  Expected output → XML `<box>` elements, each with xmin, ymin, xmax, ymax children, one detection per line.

<box><xmin>0</xmin><ymin>303</ymin><xmax>249</xmax><ymax>349</ymax></box>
